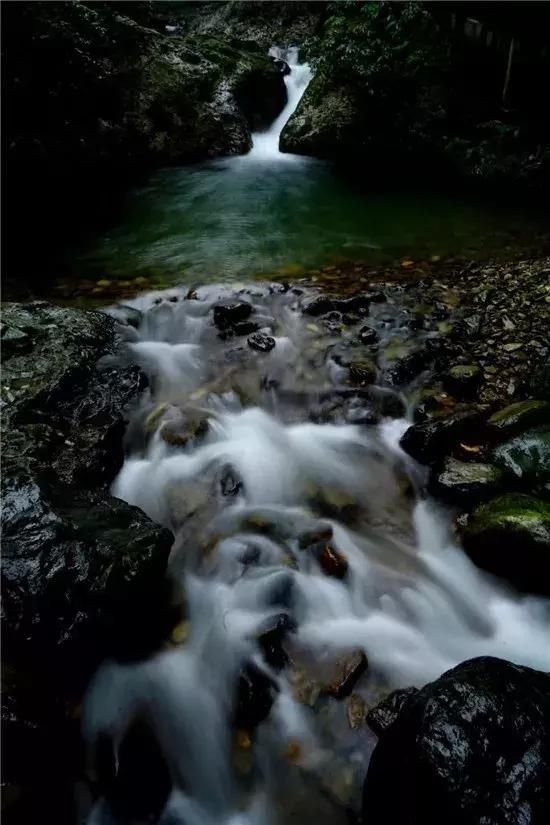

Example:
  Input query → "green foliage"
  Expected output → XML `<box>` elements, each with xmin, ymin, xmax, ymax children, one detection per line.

<box><xmin>309</xmin><ymin>2</ymin><xmax>447</xmax><ymax>103</ymax></box>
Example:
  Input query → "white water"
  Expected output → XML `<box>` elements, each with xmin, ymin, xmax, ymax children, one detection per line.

<box><xmin>248</xmin><ymin>47</ymin><xmax>312</xmax><ymax>161</ymax></box>
<box><xmin>85</xmin><ymin>278</ymin><xmax>550</xmax><ymax>825</ymax></box>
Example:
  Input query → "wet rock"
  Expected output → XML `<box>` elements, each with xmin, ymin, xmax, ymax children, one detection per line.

<box><xmin>213</xmin><ymin>300</ymin><xmax>253</xmax><ymax>329</ymax></box>
<box><xmin>160</xmin><ymin>415</ymin><xmax>208</xmax><ymax>447</ymax></box>
<box><xmin>363</xmin><ymin>657</ymin><xmax>550</xmax><ymax>825</ymax></box>
<box><xmin>301</xmin><ymin>295</ymin><xmax>336</xmax><ymax>317</ymax></box>
<box><xmin>358</xmin><ymin>326</ymin><xmax>378</xmax><ymax>345</ymax></box>
<box><xmin>334</xmin><ymin>295</ymin><xmax>371</xmax><ymax>315</ymax></box>
<box><xmin>324</xmin><ymin>650</ymin><xmax>368</xmax><ymax>699</ymax></box>
<box><xmin>442</xmin><ymin>364</ymin><xmax>481</xmax><ymax>399</ymax></box>
<box><xmin>234</xmin><ymin>661</ymin><xmax>279</xmax><ymax>731</ymax></box>
<box><xmin>429</xmin><ymin>458</ymin><xmax>503</xmax><ymax>506</ymax></box>
<box><xmin>247</xmin><ymin>331</ymin><xmax>276</xmax><ymax>352</ymax></box>
<box><xmin>487</xmin><ymin>399</ymin><xmax>550</xmax><ymax>438</ymax></box>
<box><xmin>366</xmin><ymin>687</ymin><xmax>418</xmax><ymax>737</ymax></box>
<box><xmin>230</xmin><ymin>320</ymin><xmax>260</xmax><ymax>337</ymax></box>
<box><xmin>1</xmin><ymin>482</ymin><xmax>173</xmax><ymax>682</ymax></box>
<box><xmin>492</xmin><ymin>427</ymin><xmax>550</xmax><ymax>483</ymax></box>
<box><xmin>382</xmin><ymin>349</ymin><xmax>431</xmax><ymax>387</ymax></box>
<box><xmin>313</xmin><ymin>542</ymin><xmax>349</xmax><ymax>579</ymax></box>
<box><xmin>462</xmin><ymin>494</ymin><xmax>550</xmax><ymax>595</ymax></box>
<box><xmin>347</xmin><ymin>693</ymin><xmax>367</xmax><ymax>729</ymax></box>
<box><xmin>400</xmin><ymin>409</ymin><xmax>483</xmax><ymax>465</ymax></box>
<box><xmin>257</xmin><ymin>613</ymin><xmax>296</xmax><ymax>670</ymax></box>
<box><xmin>297</xmin><ymin>521</ymin><xmax>334</xmax><ymax>549</ymax></box>
<box><xmin>348</xmin><ymin>357</ymin><xmax>377</xmax><ymax>387</ymax></box>
<box><xmin>272</xmin><ymin>57</ymin><xmax>290</xmax><ymax>76</ymax></box>
<box><xmin>219</xmin><ymin>465</ymin><xmax>243</xmax><ymax>497</ymax></box>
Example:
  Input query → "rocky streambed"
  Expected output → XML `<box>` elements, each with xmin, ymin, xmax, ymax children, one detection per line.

<box><xmin>2</xmin><ymin>254</ymin><xmax>550</xmax><ymax>824</ymax></box>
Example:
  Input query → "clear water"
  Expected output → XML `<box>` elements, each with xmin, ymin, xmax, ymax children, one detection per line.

<box><xmin>73</xmin><ymin>159</ymin><xmax>547</xmax><ymax>287</ymax></box>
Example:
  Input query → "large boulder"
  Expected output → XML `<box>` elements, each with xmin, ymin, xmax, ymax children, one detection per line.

<box><xmin>429</xmin><ymin>457</ymin><xmax>503</xmax><ymax>506</ymax></box>
<box><xmin>462</xmin><ymin>494</ymin><xmax>550</xmax><ymax>595</ymax></box>
<box><xmin>363</xmin><ymin>657</ymin><xmax>550</xmax><ymax>825</ymax></box>
<box><xmin>492</xmin><ymin>427</ymin><xmax>550</xmax><ymax>484</ymax></box>
<box><xmin>1</xmin><ymin>302</ymin><xmax>173</xmax><ymax>825</ymax></box>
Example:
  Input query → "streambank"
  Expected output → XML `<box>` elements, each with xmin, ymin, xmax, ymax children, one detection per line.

<box><xmin>2</xmin><ymin>251</ymin><xmax>549</xmax><ymax>823</ymax></box>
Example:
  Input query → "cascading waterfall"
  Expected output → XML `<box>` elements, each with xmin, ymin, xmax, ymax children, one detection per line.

<box><xmin>248</xmin><ymin>47</ymin><xmax>312</xmax><ymax>160</ymax></box>
<box><xmin>85</xmin><ymin>280</ymin><xmax>550</xmax><ymax>825</ymax></box>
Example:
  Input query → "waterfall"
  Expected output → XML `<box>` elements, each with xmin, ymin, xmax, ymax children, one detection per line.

<box><xmin>248</xmin><ymin>47</ymin><xmax>312</xmax><ymax>160</ymax></box>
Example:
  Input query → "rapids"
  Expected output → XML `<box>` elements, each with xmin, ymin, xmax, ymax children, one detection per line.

<box><xmin>83</xmin><ymin>50</ymin><xmax>550</xmax><ymax>825</ymax></box>
<box><xmin>85</xmin><ymin>279</ymin><xmax>550</xmax><ymax>824</ymax></box>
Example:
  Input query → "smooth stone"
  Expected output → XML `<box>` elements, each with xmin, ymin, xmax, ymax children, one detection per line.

<box><xmin>363</xmin><ymin>657</ymin><xmax>550</xmax><ymax>825</ymax></box>
<box><xmin>256</xmin><ymin>613</ymin><xmax>296</xmax><ymax>671</ymax></box>
<box><xmin>429</xmin><ymin>457</ymin><xmax>503</xmax><ymax>506</ymax></box>
<box><xmin>462</xmin><ymin>493</ymin><xmax>550</xmax><ymax>594</ymax></box>
<box><xmin>247</xmin><ymin>332</ymin><xmax>276</xmax><ymax>352</ymax></box>
<box><xmin>381</xmin><ymin>349</ymin><xmax>431</xmax><ymax>387</ymax></box>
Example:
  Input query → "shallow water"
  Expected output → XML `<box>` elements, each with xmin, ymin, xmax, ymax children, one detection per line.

<box><xmin>85</xmin><ymin>280</ymin><xmax>550</xmax><ymax>824</ymax></box>
<box><xmin>71</xmin><ymin>157</ymin><xmax>548</xmax><ymax>288</ymax></box>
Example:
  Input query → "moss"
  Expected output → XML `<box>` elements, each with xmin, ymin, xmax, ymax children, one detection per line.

<box><xmin>488</xmin><ymin>400</ymin><xmax>550</xmax><ymax>435</ymax></box>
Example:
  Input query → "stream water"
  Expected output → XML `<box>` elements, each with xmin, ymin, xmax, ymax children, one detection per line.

<box><xmin>83</xmin><ymin>51</ymin><xmax>550</xmax><ymax>825</ymax></box>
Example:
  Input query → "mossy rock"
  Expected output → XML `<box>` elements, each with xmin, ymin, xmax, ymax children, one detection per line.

<box><xmin>462</xmin><ymin>494</ymin><xmax>550</xmax><ymax>594</ymax></box>
<box><xmin>442</xmin><ymin>364</ymin><xmax>481</xmax><ymax>400</ymax></box>
<box><xmin>429</xmin><ymin>457</ymin><xmax>503</xmax><ymax>506</ymax></box>
<box><xmin>487</xmin><ymin>400</ymin><xmax>550</xmax><ymax>439</ymax></box>
<box><xmin>492</xmin><ymin>427</ymin><xmax>550</xmax><ymax>484</ymax></box>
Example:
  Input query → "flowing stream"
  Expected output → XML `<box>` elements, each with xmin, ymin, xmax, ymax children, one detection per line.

<box><xmin>84</xmin><ymin>51</ymin><xmax>550</xmax><ymax>825</ymax></box>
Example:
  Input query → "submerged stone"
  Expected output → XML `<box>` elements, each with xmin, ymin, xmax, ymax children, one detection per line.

<box><xmin>324</xmin><ymin>649</ymin><xmax>368</xmax><ymax>699</ymax></box>
<box><xmin>462</xmin><ymin>493</ymin><xmax>550</xmax><ymax>594</ymax></box>
<box><xmin>429</xmin><ymin>457</ymin><xmax>503</xmax><ymax>505</ymax></box>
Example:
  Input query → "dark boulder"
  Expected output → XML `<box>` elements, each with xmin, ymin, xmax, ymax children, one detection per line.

<box><xmin>1</xmin><ymin>302</ymin><xmax>173</xmax><ymax>825</ymax></box>
<box><xmin>442</xmin><ymin>364</ymin><xmax>481</xmax><ymax>400</ymax></box>
<box><xmin>234</xmin><ymin>661</ymin><xmax>279</xmax><ymax>732</ymax></box>
<box><xmin>213</xmin><ymin>299</ymin><xmax>253</xmax><ymax>328</ymax></box>
<box><xmin>366</xmin><ymin>687</ymin><xmax>419</xmax><ymax>737</ymax></box>
<box><xmin>363</xmin><ymin>657</ymin><xmax>550</xmax><ymax>825</ymax></box>
<box><xmin>233</xmin><ymin>58</ymin><xmax>287</xmax><ymax>131</ymax></box>
<box><xmin>400</xmin><ymin>409</ymin><xmax>484</xmax><ymax>465</ymax></box>
<box><xmin>462</xmin><ymin>494</ymin><xmax>550</xmax><ymax>595</ymax></box>
<box><xmin>301</xmin><ymin>295</ymin><xmax>336</xmax><ymax>317</ymax></box>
